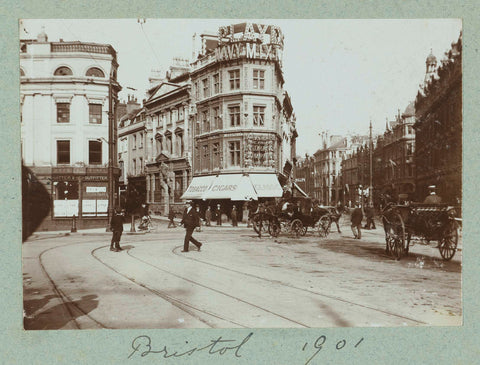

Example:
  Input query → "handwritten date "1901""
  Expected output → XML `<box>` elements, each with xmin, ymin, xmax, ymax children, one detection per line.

<box><xmin>302</xmin><ymin>336</ymin><xmax>364</xmax><ymax>365</ymax></box>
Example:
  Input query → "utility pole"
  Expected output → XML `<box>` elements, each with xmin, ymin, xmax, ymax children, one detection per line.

<box><xmin>106</xmin><ymin>73</ymin><xmax>114</xmax><ymax>231</ymax></box>
<box><xmin>369</xmin><ymin>120</ymin><xmax>373</xmax><ymax>206</ymax></box>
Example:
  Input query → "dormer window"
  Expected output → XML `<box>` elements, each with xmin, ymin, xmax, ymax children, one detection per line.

<box><xmin>54</xmin><ymin>67</ymin><xmax>73</xmax><ymax>76</ymax></box>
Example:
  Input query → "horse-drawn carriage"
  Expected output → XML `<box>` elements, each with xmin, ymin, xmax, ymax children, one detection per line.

<box><xmin>251</xmin><ymin>198</ymin><xmax>341</xmax><ymax>238</ymax></box>
<box><xmin>381</xmin><ymin>203</ymin><xmax>460</xmax><ymax>260</ymax></box>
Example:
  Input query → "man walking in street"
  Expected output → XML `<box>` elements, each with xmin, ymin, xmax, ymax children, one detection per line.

<box><xmin>215</xmin><ymin>204</ymin><xmax>222</xmax><ymax>226</ymax></box>
<box><xmin>205</xmin><ymin>206</ymin><xmax>212</xmax><ymax>226</ymax></box>
<box><xmin>180</xmin><ymin>200</ymin><xmax>203</xmax><ymax>252</ymax></box>
<box><xmin>110</xmin><ymin>208</ymin><xmax>125</xmax><ymax>252</ymax></box>
<box><xmin>364</xmin><ymin>203</ymin><xmax>376</xmax><ymax>229</ymax></box>
<box><xmin>351</xmin><ymin>204</ymin><xmax>363</xmax><ymax>239</ymax></box>
<box><xmin>168</xmin><ymin>209</ymin><xmax>177</xmax><ymax>228</ymax></box>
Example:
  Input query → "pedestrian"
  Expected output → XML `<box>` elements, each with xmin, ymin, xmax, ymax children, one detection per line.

<box><xmin>180</xmin><ymin>200</ymin><xmax>203</xmax><ymax>252</ymax></box>
<box><xmin>364</xmin><ymin>203</ymin><xmax>376</xmax><ymax>229</ymax></box>
<box><xmin>205</xmin><ymin>206</ymin><xmax>212</xmax><ymax>226</ymax></box>
<box><xmin>110</xmin><ymin>208</ymin><xmax>125</xmax><ymax>252</ymax></box>
<box><xmin>331</xmin><ymin>207</ymin><xmax>342</xmax><ymax>233</ymax></box>
<box><xmin>168</xmin><ymin>209</ymin><xmax>176</xmax><ymax>228</ymax></box>
<box><xmin>350</xmin><ymin>204</ymin><xmax>363</xmax><ymax>239</ymax></box>
<box><xmin>216</xmin><ymin>204</ymin><xmax>222</xmax><ymax>226</ymax></box>
<box><xmin>138</xmin><ymin>203</ymin><xmax>149</xmax><ymax>230</ymax></box>
<box><xmin>423</xmin><ymin>185</ymin><xmax>443</xmax><ymax>204</ymax></box>
<box><xmin>231</xmin><ymin>205</ymin><xmax>238</xmax><ymax>227</ymax></box>
<box><xmin>196</xmin><ymin>205</ymin><xmax>203</xmax><ymax>232</ymax></box>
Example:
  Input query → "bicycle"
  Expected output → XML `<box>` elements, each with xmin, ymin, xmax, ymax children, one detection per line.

<box><xmin>137</xmin><ymin>215</ymin><xmax>157</xmax><ymax>231</ymax></box>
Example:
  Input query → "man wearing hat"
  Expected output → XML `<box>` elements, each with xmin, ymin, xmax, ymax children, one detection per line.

<box><xmin>215</xmin><ymin>204</ymin><xmax>222</xmax><ymax>226</ymax></box>
<box><xmin>180</xmin><ymin>200</ymin><xmax>203</xmax><ymax>252</ymax></box>
<box><xmin>423</xmin><ymin>185</ymin><xmax>442</xmax><ymax>204</ymax></box>
<box><xmin>110</xmin><ymin>207</ymin><xmax>125</xmax><ymax>252</ymax></box>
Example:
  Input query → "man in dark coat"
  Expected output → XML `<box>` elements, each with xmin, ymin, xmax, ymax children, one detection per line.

<box><xmin>423</xmin><ymin>185</ymin><xmax>443</xmax><ymax>204</ymax></box>
<box><xmin>180</xmin><ymin>201</ymin><xmax>203</xmax><ymax>252</ymax></box>
<box><xmin>231</xmin><ymin>205</ymin><xmax>238</xmax><ymax>227</ymax></box>
<box><xmin>350</xmin><ymin>205</ymin><xmax>363</xmax><ymax>239</ymax></box>
<box><xmin>168</xmin><ymin>209</ymin><xmax>176</xmax><ymax>228</ymax></box>
<box><xmin>364</xmin><ymin>203</ymin><xmax>376</xmax><ymax>229</ymax></box>
<box><xmin>110</xmin><ymin>208</ymin><xmax>125</xmax><ymax>252</ymax></box>
<box><xmin>215</xmin><ymin>204</ymin><xmax>222</xmax><ymax>226</ymax></box>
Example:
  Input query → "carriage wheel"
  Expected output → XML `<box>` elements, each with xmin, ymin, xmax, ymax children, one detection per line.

<box><xmin>269</xmin><ymin>220</ymin><xmax>280</xmax><ymax>238</ymax></box>
<box><xmin>290</xmin><ymin>219</ymin><xmax>304</xmax><ymax>238</ymax></box>
<box><xmin>261</xmin><ymin>218</ymin><xmax>270</xmax><ymax>235</ymax></box>
<box><xmin>385</xmin><ymin>213</ymin><xmax>405</xmax><ymax>260</ymax></box>
<box><xmin>439</xmin><ymin>221</ymin><xmax>458</xmax><ymax>260</ymax></box>
<box><xmin>317</xmin><ymin>215</ymin><xmax>330</xmax><ymax>238</ymax></box>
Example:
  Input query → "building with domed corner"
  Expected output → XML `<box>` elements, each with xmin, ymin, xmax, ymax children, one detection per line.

<box><xmin>20</xmin><ymin>29</ymin><xmax>122</xmax><ymax>231</ymax></box>
<box><xmin>183</xmin><ymin>22</ymin><xmax>297</xmax><ymax>219</ymax></box>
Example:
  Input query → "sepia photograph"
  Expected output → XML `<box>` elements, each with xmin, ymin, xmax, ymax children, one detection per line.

<box><xmin>20</xmin><ymin>18</ymin><xmax>462</xmax><ymax>331</ymax></box>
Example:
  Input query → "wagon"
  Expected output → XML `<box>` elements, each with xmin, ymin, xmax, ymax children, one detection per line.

<box><xmin>381</xmin><ymin>203</ymin><xmax>460</xmax><ymax>260</ymax></box>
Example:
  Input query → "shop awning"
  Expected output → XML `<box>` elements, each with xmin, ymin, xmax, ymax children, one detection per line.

<box><xmin>231</xmin><ymin>175</ymin><xmax>258</xmax><ymax>201</ymax></box>
<box><xmin>180</xmin><ymin>175</ymin><xmax>216</xmax><ymax>200</ymax></box>
<box><xmin>249</xmin><ymin>173</ymin><xmax>283</xmax><ymax>198</ymax></box>
<box><xmin>293</xmin><ymin>182</ymin><xmax>309</xmax><ymax>197</ymax></box>
<box><xmin>202</xmin><ymin>174</ymin><xmax>257</xmax><ymax>200</ymax></box>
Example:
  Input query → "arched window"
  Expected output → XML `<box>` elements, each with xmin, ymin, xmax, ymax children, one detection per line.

<box><xmin>86</xmin><ymin>67</ymin><xmax>105</xmax><ymax>78</ymax></box>
<box><xmin>20</xmin><ymin>68</ymin><xmax>25</xmax><ymax>77</ymax></box>
<box><xmin>54</xmin><ymin>66</ymin><xmax>73</xmax><ymax>76</ymax></box>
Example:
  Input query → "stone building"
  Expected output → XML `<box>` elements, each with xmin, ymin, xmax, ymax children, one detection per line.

<box><xmin>414</xmin><ymin>35</ymin><xmax>462</xmax><ymax>206</ymax></box>
<box><xmin>20</xmin><ymin>30</ymin><xmax>121</xmax><ymax>230</ymax></box>
<box><xmin>183</xmin><ymin>22</ymin><xmax>297</xmax><ymax>215</ymax></box>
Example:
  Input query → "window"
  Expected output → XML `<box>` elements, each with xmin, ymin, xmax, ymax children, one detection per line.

<box><xmin>133</xmin><ymin>135</ymin><xmax>137</xmax><ymax>149</ymax></box>
<box><xmin>167</xmin><ymin>135</ymin><xmax>172</xmax><ymax>154</ymax></box>
<box><xmin>202</xmin><ymin>144</ymin><xmax>209</xmax><ymax>170</ymax></box>
<box><xmin>57</xmin><ymin>103</ymin><xmax>70</xmax><ymax>123</ymax></box>
<box><xmin>229</xmin><ymin>141</ymin><xmax>241</xmax><ymax>166</ymax></box>
<box><xmin>213</xmin><ymin>73</ymin><xmax>220</xmax><ymax>94</ymax></box>
<box><xmin>229</xmin><ymin>69</ymin><xmax>240</xmax><ymax>90</ymax></box>
<box><xmin>202</xmin><ymin>78</ymin><xmax>209</xmax><ymax>98</ymax></box>
<box><xmin>85</xmin><ymin>67</ymin><xmax>105</xmax><ymax>78</ymax></box>
<box><xmin>202</xmin><ymin>111</ymin><xmax>209</xmax><ymax>132</ymax></box>
<box><xmin>139</xmin><ymin>157</ymin><xmax>143</xmax><ymax>172</ymax></box>
<box><xmin>88</xmin><ymin>140</ymin><xmax>102</xmax><ymax>165</ymax></box>
<box><xmin>213</xmin><ymin>142</ymin><xmax>220</xmax><ymax>169</ymax></box>
<box><xmin>253</xmin><ymin>69</ymin><xmax>265</xmax><ymax>89</ymax></box>
<box><xmin>57</xmin><ymin>140</ymin><xmax>70</xmax><ymax>164</ymax></box>
<box><xmin>89</xmin><ymin>104</ymin><xmax>102</xmax><ymax>124</ymax></box>
<box><xmin>213</xmin><ymin>107</ymin><xmax>221</xmax><ymax>130</ymax></box>
<box><xmin>132</xmin><ymin>159</ymin><xmax>137</xmax><ymax>174</ymax></box>
<box><xmin>229</xmin><ymin>105</ymin><xmax>241</xmax><ymax>127</ymax></box>
<box><xmin>139</xmin><ymin>132</ymin><xmax>143</xmax><ymax>148</ymax></box>
<box><xmin>253</xmin><ymin>106</ymin><xmax>265</xmax><ymax>126</ymax></box>
<box><xmin>54</xmin><ymin>66</ymin><xmax>73</xmax><ymax>76</ymax></box>
<box><xmin>195</xmin><ymin>82</ymin><xmax>199</xmax><ymax>99</ymax></box>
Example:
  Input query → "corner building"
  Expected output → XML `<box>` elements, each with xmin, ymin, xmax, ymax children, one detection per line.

<box><xmin>184</xmin><ymin>23</ymin><xmax>296</xmax><ymax>211</ymax></box>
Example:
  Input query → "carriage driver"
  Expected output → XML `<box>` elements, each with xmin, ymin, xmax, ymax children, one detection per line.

<box><xmin>423</xmin><ymin>185</ymin><xmax>443</xmax><ymax>204</ymax></box>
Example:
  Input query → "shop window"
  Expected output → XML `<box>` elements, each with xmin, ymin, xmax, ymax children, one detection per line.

<box><xmin>85</xmin><ymin>67</ymin><xmax>105</xmax><ymax>78</ymax></box>
<box><xmin>89</xmin><ymin>104</ymin><xmax>102</xmax><ymax>124</ymax></box>
<box><xmin>253</xmin><ymin>105</ymin><xmax>265</xmax><ymax>126</ymax></box>
<box><xmin>53</xmin><ymin>180</ymin><xmax>79</xmax><ymax>217</ymax></box>
<box><xmin>89</xmin><ymin>140</ymin><xmax>102</xmax><ymax>165</ymax></box>
<box><xmin>229</xmin><ymin>105</ymin><xmax>240</xmax><ymax>127</ymax></box>
<box><xmin>57</xmin><ymin>140</ymin><xmax>70</xmax><ymax>164</ymax></box>
<box><xmin>57</xmin><ymin>103</ymin><xmax>70</xmax><ymax>123</ymax></box>
<box><xmin>229</xmin><ymin>141</ymin><xmax>241</xmax><ymax>166</ymax></box>
<box><xmin>229</xmin><ymin>69</ymin><xmax>240</xmax><ymax>90</ymax></box>
<box><xmin>253</xmin><ymin>69</ymin><xmax>265</xmax><ymax>89</ymax></box>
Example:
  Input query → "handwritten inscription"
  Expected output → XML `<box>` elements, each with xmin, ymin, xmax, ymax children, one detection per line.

<box><xmin>302</xmin><ymin>335</ymin><xmax>364</xmax><ymax>364</ymax></box>
<box><xmin>128</xmin><ymin>333</ymin><xmax>253</xmax><ymax>359</ymax></box>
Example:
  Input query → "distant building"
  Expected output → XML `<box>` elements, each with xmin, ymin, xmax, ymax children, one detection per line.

<box><xmin>414</xmin><ymin>34</ymin><xmax>462</xmax><ymax>205</ymax></box>
<box><xmin>373</xmin><ymin>103</ymin><xmax>416</xmax><ymax>204</ymax></box>
<box><xmin>20</xmin><ymin>30</ymin><xmax>121</xmax><ymax>230</ymax></box>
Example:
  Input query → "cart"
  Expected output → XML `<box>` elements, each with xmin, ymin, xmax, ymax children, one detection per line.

<box><xmin>381</xmin><ymin>203</ymin><xmax>460</xmax><ymax>260</ymax></box>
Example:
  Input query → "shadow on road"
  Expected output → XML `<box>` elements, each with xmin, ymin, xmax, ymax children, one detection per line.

<box><xmin>319</xmin><ymin>239</ymin><xmax>461</xmax><ymax>273</ymax></box>
<box><xmin>24</xmin><ymin>291</ymin><xmax>99</xmax><ymax>330</ymax></box>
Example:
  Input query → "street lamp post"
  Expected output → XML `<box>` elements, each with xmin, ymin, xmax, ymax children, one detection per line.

<box><xmin>369</xmin><ymin>121</ymin><xmax>373</xmax><ymax>206</ymax></box>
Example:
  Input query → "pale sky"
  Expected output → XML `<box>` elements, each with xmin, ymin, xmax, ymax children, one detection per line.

<box><xmin>20</xmin><ymin>18</ymin><xmax>462</xmax><ymax>155</ymax></box>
